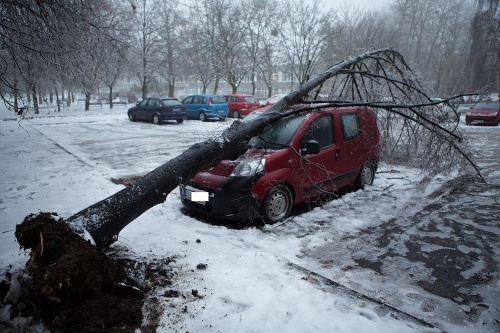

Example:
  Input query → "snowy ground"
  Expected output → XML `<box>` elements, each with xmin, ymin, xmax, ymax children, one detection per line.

<box><xmin>0</xmin><ymin>103</ymin><xmax>498</xmax><ymax>332</ymax></box>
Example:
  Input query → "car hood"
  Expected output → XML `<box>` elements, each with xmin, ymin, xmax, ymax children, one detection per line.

<box><xmin>209</xmin><ymin>149</ymin><xmax>275</xmax><ymax>176</ymax></box>
<box><xmin>190</xmin><ymin>148</ymin><xmax>278</xmax><ymax>185</ymax></box>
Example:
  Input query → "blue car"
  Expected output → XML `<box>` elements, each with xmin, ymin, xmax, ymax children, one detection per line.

<box><xmin>182</xmin><ymin>94</ymin><xmax>229</xmax><ymax>121</ymax></box>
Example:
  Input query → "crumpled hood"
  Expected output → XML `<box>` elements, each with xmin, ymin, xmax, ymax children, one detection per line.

<box><xmin>204</xmin><ymin>149</ymin><xmax>274</xmax><ymax>177</ymax></box>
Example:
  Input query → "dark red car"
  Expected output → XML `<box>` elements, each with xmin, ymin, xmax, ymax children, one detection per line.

<box><xmin>465</xmin><ymin>101</ymin><xmax>500</xmax><ymax>126</ymax></box>
<box><xmin>223</xmin><ymin>94</ymin><xmax>261</xmax><ymax>118</ymax></box>
<box><xmin>180</xmin><ymin>105</ymin><xmax>380</xmax><ymax>224</ymax></box>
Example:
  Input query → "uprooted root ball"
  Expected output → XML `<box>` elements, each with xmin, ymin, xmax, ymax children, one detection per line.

<box><xmin>14</xmin><ymin>212</ymin><xmax>143</xmax><ymax>332</ymax></box>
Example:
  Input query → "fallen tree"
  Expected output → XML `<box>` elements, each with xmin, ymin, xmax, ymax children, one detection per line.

<box><xmin>61</xmin><ymin>48</ymin><xmax>478</xmax><ymax>248</ymax></box>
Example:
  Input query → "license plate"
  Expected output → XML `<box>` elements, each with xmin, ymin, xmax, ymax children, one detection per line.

<box><xmin>182</xmin><ymin>186</ymin><xmax>209</xmax><ymax>203</ymax></box>
<box><xmin>218</xmin><ymin>109</ymin><xmax>225</xmax><ymax>113</ymax></box>
<box><xmin>173</xmin><ymin>108</ymin><xmax>181</xmax><ymax>112</ymax></box>
<box><xmin>472</xmin><ymin>120</ymin><xmax>483</xmax><ymax>124</ymax></box>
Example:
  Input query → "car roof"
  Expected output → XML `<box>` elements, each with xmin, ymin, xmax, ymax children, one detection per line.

<box><xmin>224</xmin><ymin>94</ymin><xmax>251</xmax><ymax>97</ymax></box>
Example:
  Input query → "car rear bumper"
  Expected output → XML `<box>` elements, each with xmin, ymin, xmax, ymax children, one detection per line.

<box><xmin>465</xmin><ymin>115</ymin><xmax>499</xmax><ymax>125</ymax></box>
<box><xmin>160</xmin><ymin>113</ymin><xmax>187</xmax><ymax>121</ymax></box>
<box><xmin>180</xmin><ymin>175</ymin><xmax>261</xmax><ymax>222</ymax></box>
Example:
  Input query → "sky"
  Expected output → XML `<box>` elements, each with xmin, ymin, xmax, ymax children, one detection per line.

<box><xmin>0</xmin><ymin>103</ymin><xmax>498</xmax><ymax>332</ymax></box>
<box><xmin>323</xmin><ymin>0</ymin><xmax>393</xmax><ymax>10</ymax></box>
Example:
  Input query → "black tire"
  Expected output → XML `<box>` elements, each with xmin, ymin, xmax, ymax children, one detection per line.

<box><xmin>354</xmin><ymin>160</ymin><xmax>375</xmax><ymax>190</ymax></box>
<box><xmin>128</xmin><ymin>112</ymin><xmax>136</xmax><ymax>122</ymax></box>
<box><xmin>199</xmin><ymin>112</ymin><xmax>207</xmax><ymax>121</ymax></box>
<box><xmin>176</xmin><ymin>119</ymin><xmax>184</xmax><ymax>124</ymax></box>
<box><xmin>233</xmin><ymin>110</ymin><xmax>240</xmax><ymax>118</ymax></box>
<box><xmin>153</xmin><ymin>114</ymin><xmax>161</xmax><ymax>125</ymax></box>
<box><xmin>260</xmin><ymin>184</ymin><xmax>293</xmax><ymax>224</ymax></box>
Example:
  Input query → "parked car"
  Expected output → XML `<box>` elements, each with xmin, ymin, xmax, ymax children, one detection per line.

<box><xmin>223</xmin><ymin>94</ymin><xmax>261</xmax><ymax>118</ymax></box>
<box><xmin>259</xmin><ymin>94</ymin><xmax>287</xmax><ymax>107</ymax></box>
<box><xmin>465</xmin><ymin>101</ymin><xmax>500</xmax><ymax>126</ymax></box>
<box><xmin>180</xmin><ymin>105</ymin><xmax>380</xmax><ymax>224</ymax></box>
<box><xmin>127</xmin><ymin>97</ymin><xmax>186</xmax><ymax>124</ymax></box>
<box><xmin>182</xmin><ymin>94</ymin><xmax>229</xmax><ymax>121</ymax></box>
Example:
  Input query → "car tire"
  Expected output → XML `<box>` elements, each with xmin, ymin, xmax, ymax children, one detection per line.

<box><xmin>354</xmin><ymin>160</ymin><xmax>375</xmax><ymax>190</ymax></box>
<box><xmin>176</xmin><ymin>119</ymin><xmax>184</xmax><ymax>124</ymax></box>
<box><xmin>233</xmin><ymin>110</ymin><xmax>240</xmax><ymax>118</ymax></box>
<box><xmin>128</xmin><ymin>112</ymin><xmax>136</xmax><ymax>122</ymax></box>
<box><xmin>153</xmin><ymin>114</ymin><xmax>161</xmax><ymax>125</ymax></box>
<box><xmin>260</xmin><ymin>184</ymin><xmax>293</xmax><ymax>224</ymax></box>
<box><xmin>199</xmin><ymin>112</ymin><xmax>207</xmax><ymax>121</ymax></box>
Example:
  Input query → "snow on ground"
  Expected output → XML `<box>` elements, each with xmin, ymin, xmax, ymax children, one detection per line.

<box><xmin>0</xmin><ymin>103</ymin><xmax>498</xmax><ymax>332</ymax></box>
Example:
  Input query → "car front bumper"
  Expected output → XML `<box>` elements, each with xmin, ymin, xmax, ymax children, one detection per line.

<box><xmin>180</xmin><ymin>175</ymin><xmax>261</xmax><ymax>222</ymax></box>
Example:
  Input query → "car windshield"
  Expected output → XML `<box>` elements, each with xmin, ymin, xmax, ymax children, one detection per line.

<box><xmin>211</xmin><ymin>96</ymin><xmax>226</xmax><ymax>104</ymax></box>
<box><xmin>248</xmin><ymin>114</ymin><xmax>306</xmax><ymax>149</ymax></box>
<box><xmin>473</xmin><ymin>102</ymin><xmax>499</xmax><ymax>110</ymax></box>
<box><xmin>162</xmin><ymin>99</ymin><xmax>181</xmax><ymax>105</ymax></box>
<box><xmin>244</xmin><ymin>96</ymin><xmax>258</xmax><ymax>103</ymax></box>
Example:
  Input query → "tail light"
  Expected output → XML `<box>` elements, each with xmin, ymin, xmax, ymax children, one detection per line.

<box><xmin>208</xmin><ymin>98</ymin><xmax>212</xmax><ymax>107</ymax></box>
<box><xmin>160</xmin><ymin>108</ymin><xmax>169</xmax><ymax>113</ymax></box>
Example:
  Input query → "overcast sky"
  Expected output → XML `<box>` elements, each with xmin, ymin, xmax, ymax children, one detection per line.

<box><xmin>325</xmin><ymin>0</ymin><xmax>393</xmax><ymax>10</ymax></box>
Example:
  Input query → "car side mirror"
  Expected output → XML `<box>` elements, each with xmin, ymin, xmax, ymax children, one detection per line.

<box><xmin>302</xmin><ymin>140</ymin><xmax>320</xmax><ymax>155</ymax></box>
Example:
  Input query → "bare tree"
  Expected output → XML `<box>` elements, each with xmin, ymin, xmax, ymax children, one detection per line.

<box><xmin>391</xmin><ymin>0</ymin><xmax>474</xmax><ymax>95</ymax></box>
<box><xmin>130</xmin><ymin>0</ymin><xmax>163</xmax><ymax>99</ymax></box>
<box><xmin>468</xmin><ymin>0</ymin><xmax>500</xmax><ymax>95</ymax></box>
<box><xmin>241</xmin><ymin>0</ymin><xmax>280</xmax><ymax>96</ymax></box>
<box><xmin>0</xmin><ymin>0</ymin><xmax>125</xmax><ymax>111</ymax></box>
<box><xmin>156</xmin><ymin>0</ymin><xmax>186</xmax><ymax>97</ymax></box>
<box><xmin>277</xmin><ymin>0</ymin><xmax>333</xmax><ymax>86</ymax></box>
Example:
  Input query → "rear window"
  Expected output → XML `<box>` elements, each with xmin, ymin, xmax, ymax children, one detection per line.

<box><xmin>473</xmin><ymin>102</ymin><xmax>500</xmax><ymax>110</ymax></box>
<box><xmin>162</xmin><ymin>98</ymin><xmax>181</xmax><ymax>106</ymax></box>
<box><xmin>244</xmin><ymin>96</ymin><xmax>258</xmax><ymax>103</ymax></box>
<box><xmin>211</xmin><ymin>96</ymin><xmax>226</xmax><ymax>104</ymax></box>
<box><xmin>341</xmin><ymin>113</ymin><xmax>361</xmax><ymax>141</ymax></box>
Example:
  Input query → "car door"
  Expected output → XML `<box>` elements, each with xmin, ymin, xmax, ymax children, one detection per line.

<box><xmin>335</xmin><ymin>112</ymin><xmax>366</xmax><ymax>187</ymax></box>
<box><xmin>144</xmin><ymin>98</ymin><xmax>160</xmax><ymax>121</ymax></box>
<box><xmin>292</xmin><ymin>114</ymin><xmax>338</xmax><ymax>201</ymax></box>
<box><xmin>182</xmin><ymin>96</ymin><xmax>195</xmax><ymax>117</ymax></box>
<box><xmin>136</xmin><ymin>99</ymin><xmax>149</xmax><ymax>120</ymax></box>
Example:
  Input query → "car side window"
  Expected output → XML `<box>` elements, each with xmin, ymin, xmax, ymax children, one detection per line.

<box><xmin>183</xmin><ymin>96</ymin><xmax>192</xmax><ymax>104</ymax></box>
<box><xmin>300</xmin><ymin>116</ymin><xmax>334</xmax><ymax>150</ymax></box>
<box><xmin>139</xmin><ymin>99</ymin><xmax>148</xmax><ymax>107</ymax></box>
<box><xmin>341</xmin><ymin>113</ymin><xmax>361</xmax><ymax>141</ymax></box>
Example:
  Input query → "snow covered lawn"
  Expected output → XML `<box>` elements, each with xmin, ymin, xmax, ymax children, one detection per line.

<box><xmin>1</xmin><ymin>104</ymin><xmax>498</xmax><ymax>332</ymax></box>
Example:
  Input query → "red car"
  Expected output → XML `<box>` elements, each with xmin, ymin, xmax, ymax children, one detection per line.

<box><xmin>180</xmin><ymin>105</ymin><xmax>380</xmax><ymax>224</ymax></box>
<box><xmin>223</xmin><ymin>94</ymin><xmax>261</xmax><ymax>118</ymax></box>
<box><xmin>465</xmin><ymin>101</ymin><xmax>500</xmax><ymax>126</ymax></box>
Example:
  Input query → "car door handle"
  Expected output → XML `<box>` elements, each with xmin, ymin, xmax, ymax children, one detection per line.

<box><xmin>335</xmin><ymin>147</ymin><xmax>340</xmax><ymax>160</ymax></box>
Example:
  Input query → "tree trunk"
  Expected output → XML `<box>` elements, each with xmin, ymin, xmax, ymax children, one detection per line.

<box><xmin>85</xmin><ymin>92</ymin><xmax>91</xmax><ymax>111</ymax></box>
<box><xmin>32</xmin><ymin>83</ymin><xmax>39</xmax><ymax>114</ymax></box>
<box><xmin>109</xmin><ymin>85</ymin><xmax>113</xmax><ymax>109</ymax></box>
<box><xmin>67</xmin><ymin>49</ymin><xmax>392</xmax><ymax>248</ymax></box>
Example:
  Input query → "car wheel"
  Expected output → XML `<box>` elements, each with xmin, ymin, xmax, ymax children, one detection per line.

<box><xmin>199</xmin><ymin>112</ymin><xmax>207</xmax><ymax>121</ymax></box>
<box><xmin>354</xmin><ymin>160</ymin><xmax>375</xmax><ymax>190</ymax></box>
<box><xmin>233</xmin><ymin>110</ymin><xmax>240</xmax><ymax>118</ymax></box>
<box><xmin>153</xmin><ymin>114</ymin><xmax>161</xmax><ymax>125</ymax></box>
<box><xmin>260</xmin><ymin>184</ymin><xmax>293</xmax><ymax>224</ymax></box>
<box><xmin>176</xmin><ymin>119</ymin><xmax>184</xmax><ymax>124</ymax></box>
<box><xmin>128</xmin><ymin>112</ymin><xmax>136</xmax><ymax>122</ymax></box>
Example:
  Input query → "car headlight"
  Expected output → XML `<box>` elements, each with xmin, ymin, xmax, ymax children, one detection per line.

<box><xmin>230</xmin><ymin>158</ymin><xmax>266</xmax><ymax>177</ymax></box>
<box><xmin>488</xmin><ymin>112</ymin><xmax>498</xmax><ymax>116</ymax></box>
